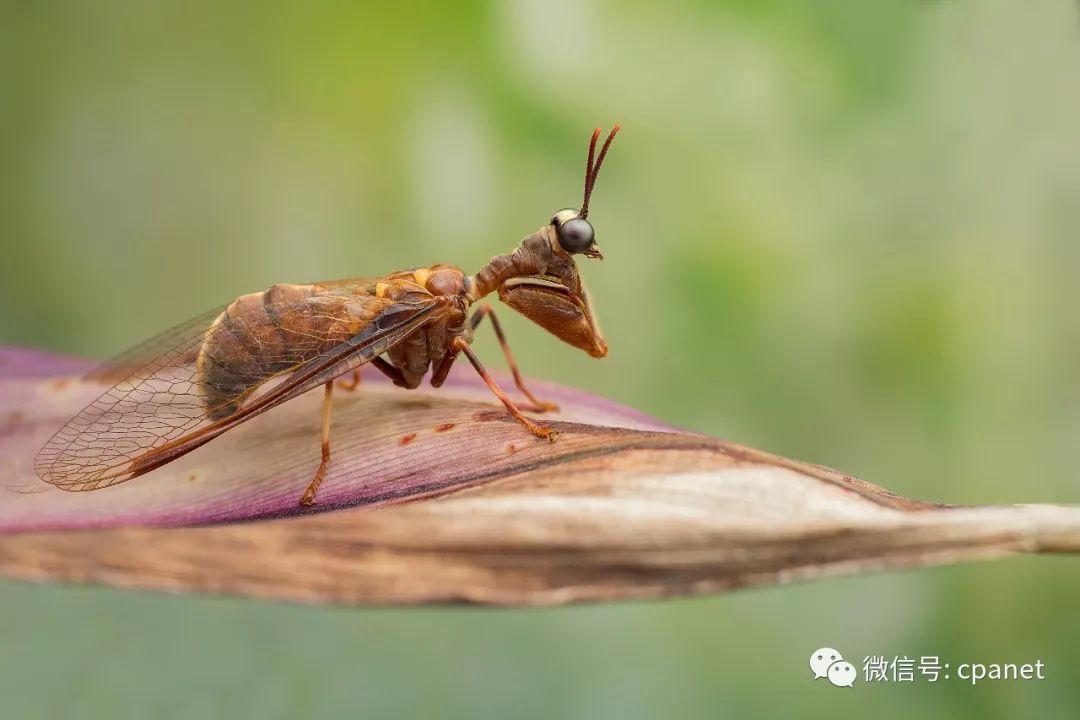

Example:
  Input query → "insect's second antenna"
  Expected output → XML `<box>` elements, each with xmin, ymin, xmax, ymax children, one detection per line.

<box><xmin>581</xmin><ymin>124</ymin><xmax>621</xmax><ymax>219</ymax></box>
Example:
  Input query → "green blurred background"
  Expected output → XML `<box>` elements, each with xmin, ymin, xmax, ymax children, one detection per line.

<box><xmin>3</xmin><ymin>0</ymin><xmax>1080</xmax><ymax>717</ymax></box>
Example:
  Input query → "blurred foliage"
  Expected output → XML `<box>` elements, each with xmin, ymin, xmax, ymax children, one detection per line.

<box><xmin>3</xmin><ymin>0</ymin><xmax>1080</xmax><ymax>717</ymax></box>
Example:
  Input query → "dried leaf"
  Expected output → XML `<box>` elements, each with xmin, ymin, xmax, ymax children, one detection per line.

<box><xmin>1</xmin><ymin>346</ymin><xmax>1077</xmax><ymax>606</ymax></box>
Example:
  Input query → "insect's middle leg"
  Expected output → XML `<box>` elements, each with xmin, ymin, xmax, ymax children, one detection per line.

<box><xmin>466</xmin><ymin>304</ymin><xmax>559</xmax><ymax>413</ymax></box>
<box><xmin>300</xmin><ymin>381</ymin><xmax>334</xmax><ymax>506</ymax></box>
<box><xmin>447</xmin><ymin>337</ymin><xmax>557</xmax><ymax>442</ymax></box>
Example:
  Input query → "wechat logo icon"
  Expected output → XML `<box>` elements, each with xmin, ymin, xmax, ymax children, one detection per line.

<box><xmin>810</xmin><ymin>647</ymin><xmax>857</xmax><ymax>688</ymax></box>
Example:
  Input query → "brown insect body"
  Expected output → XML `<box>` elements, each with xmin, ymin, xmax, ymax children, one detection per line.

<box><xmin>197</xmin><ymin>268</ymin><xmax>466</xmax><ymax>419</ymax></box>
<box><xmin>35</xmin><ymin>125</ymin><xmax>621</xmax><ymax>505</ymax></box>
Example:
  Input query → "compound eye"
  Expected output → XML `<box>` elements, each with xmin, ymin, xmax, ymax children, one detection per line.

<box><xmin>557</xmin><ymin>218</ymin><xmax>595</xmax><ymax>254</ymax></box>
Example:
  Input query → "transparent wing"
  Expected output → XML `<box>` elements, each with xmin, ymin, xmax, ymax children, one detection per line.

<box><xmin>83</xmin><ymin>305</ymin><xmax>230</xmax><ymax>385</ymax></box>
<box><xmin>36</xmin><ymin>283</ymin><xmax>441</xmax><ymax>491</ymax></box>
<box><xmin>83</xmin><ymin>277</ymin><xmax>390</xmax><ymax>385</ymax></box>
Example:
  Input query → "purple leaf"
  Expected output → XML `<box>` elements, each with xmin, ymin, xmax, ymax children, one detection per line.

<box><xmin>1</xmin><ymin>345</ymin><xmax>1078</xmax><ymax>606</ymax></box>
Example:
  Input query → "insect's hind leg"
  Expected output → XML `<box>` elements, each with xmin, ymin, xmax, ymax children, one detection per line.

<box><xmin>300</xmin><ymin>381</ymin><xmax>335</xmax><ymax>506</ymax></box>
<box><xmin>338</xmin><ymin>357</ymin><xmax>410</xmax><ymax>391</ymax></box>
<box><xmin>370</xmin><ymin>356</ymin><xmax>411</xmax><ymax>387</ymax></box>
<box><xmin>469</xmin><ymin>304</ymin><xmax>559</xmax><ymax>413</ymax></box>
<box><xmin>337</xmin><ymin>368</ymin><xmax>362</xmax><ymax>391</ymax></box>
<box><xmin>449</xmin><ymin>337</ymin><xmax>557</xmax><ymax>442</ymax></box>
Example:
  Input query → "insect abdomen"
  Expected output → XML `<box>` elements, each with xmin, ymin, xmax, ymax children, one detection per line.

<box><xmin>195</xmin><ymin>283</ymin><xmax>371</xmax><ymax>420</ymax></box>
<box><xmin>195</xmin><ymin>275</ymin><xmax>440</xmax><ymax>420</ymax></box>
<box><xmin>196</xmin><ymin>284</ymin><xmax>308</xmax><ymax>419</ymax></box>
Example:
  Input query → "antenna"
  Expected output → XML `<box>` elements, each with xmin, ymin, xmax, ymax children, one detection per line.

<box><xmin>580</xmin><ymin>124</ymin><xmax>621</xmax><ymax>220</ymax></box>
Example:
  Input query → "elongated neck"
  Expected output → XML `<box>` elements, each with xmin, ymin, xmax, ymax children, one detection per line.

<box><xmin>467</xmin><ymin>230</ymin><xmax>552</xmax><ymax>301</ymax></box>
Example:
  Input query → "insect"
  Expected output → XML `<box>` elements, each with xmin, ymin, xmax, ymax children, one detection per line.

<box><xmin>35</xmin><ymin>125</ymin><xmax>621</xmax><ymax>506</ymax></box>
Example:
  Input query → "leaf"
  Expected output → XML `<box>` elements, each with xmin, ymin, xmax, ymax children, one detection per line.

<box><xmin>0</xmin><ymin>345</ymin><xmax>1077</xmax><ymax>606</ymax></box>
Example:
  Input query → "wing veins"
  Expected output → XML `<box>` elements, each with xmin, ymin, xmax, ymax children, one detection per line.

<box><xmin>36</xmin><ymin>290</ymin><xmax>444</xmax><ymax>491</ymax></box>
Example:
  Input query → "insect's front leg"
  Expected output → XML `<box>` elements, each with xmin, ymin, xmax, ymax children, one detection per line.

<box><xmin>444</xmin><ymin>334</ymin><xmax>552</xmax><ymax>442</ymax></box>
<box><xmin>467</xmin><ymin>304</ymin><xmax>559</xmax><ymax>413</ymax></box>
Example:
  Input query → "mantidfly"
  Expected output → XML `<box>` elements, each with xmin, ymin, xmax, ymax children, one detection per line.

<box><xmin>36</xmin><ymin>125</ymin><xmax>621</xmax><ymax>505</ymax></box>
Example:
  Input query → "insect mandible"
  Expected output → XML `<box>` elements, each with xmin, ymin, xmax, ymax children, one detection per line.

<box><xmin>35</xmin><ymin>125</ymin><xmax>621</xmax><ymax>506</ymax></box>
